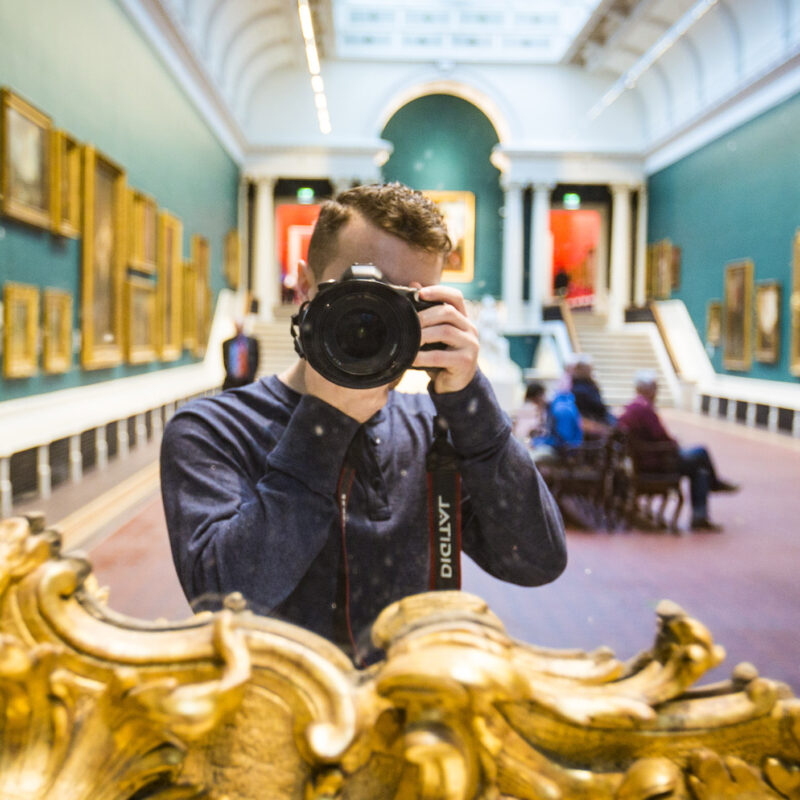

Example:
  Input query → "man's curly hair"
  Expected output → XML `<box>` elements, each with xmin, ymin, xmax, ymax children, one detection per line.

<box><xmin>306</xmin><ymin>182</ymin><xmax>452</xmax><ymax>279</ymax></box>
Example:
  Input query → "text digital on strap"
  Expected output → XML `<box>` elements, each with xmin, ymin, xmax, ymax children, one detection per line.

<box><xmin>426</xmin><ymin>415</ymin><xmax>462</xmax><ymax>590</ymax></box>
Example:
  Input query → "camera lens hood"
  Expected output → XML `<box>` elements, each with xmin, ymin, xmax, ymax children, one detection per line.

<box><xmin>296</xmin><ymin>277</ymin><xmax>423</xmax><ymax>389</ymax></box>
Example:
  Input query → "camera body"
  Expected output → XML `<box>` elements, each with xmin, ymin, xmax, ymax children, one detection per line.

<box><xmin>291</xmin><ymin>264</ymin><xmax>442</xmax><ymax>389</ymax></box>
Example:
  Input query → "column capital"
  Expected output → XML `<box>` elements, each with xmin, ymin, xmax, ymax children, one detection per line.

<box><xmin>532</xmin><ymin>181</ymin><xmax>555</xmax><ymax>194</ymax></box>
<box><xmin>254</xmin><ymin>175</ymin><xmax>277</xmax><ymax>190</ymax></box>
<box><xmin>610</xmin><ymin>183</ymin><xmax>633</xmax><ymax>196</ymax></box>
<box><xmin>500</xmin><ymin>177</ymin><xmax>525</xmax><ymax>192</ymax></box>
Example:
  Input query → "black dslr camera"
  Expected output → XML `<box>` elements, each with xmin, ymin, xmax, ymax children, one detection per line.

<box><xmin>290</xmin><ymin>264</ymin><xmax>443</xmax><ymax>389</ymax></box>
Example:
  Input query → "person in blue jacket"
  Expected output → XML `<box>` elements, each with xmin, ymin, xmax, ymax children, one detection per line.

<box><xmin>160</xmin><ymin>183</ymin><xmax>566</xmax><ymax>662</ymax></box>
<box><xmin>531</xmin><ymin>387</ymin><xmax>583</xmax><ymax>462</ymax></box>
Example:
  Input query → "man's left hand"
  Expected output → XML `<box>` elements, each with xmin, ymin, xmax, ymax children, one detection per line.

<box><xmin>413</xmin><ymin>284</ymin><xmax>479</xmax><ymax>394</ymax></box>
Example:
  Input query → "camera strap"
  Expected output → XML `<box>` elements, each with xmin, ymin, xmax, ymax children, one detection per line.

<box><xmin>426</xmin><ymin>415</ymin><xmax>462</xmax><ymax>590</ymax></box>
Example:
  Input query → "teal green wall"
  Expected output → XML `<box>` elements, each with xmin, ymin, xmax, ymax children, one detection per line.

<box><xmin>380</xmin><ymin>94</ymin><xmax>503</xmax><ymax>301</ymax></box>
<box><xmin>648</xmin><ymin>91</ymin><xmax>800</xmax><ymax>383</ymax></box>
<box><xmin>0</xmin><ymin>0</ymin><xmax>240</xmax><ymax>401</ymax></box>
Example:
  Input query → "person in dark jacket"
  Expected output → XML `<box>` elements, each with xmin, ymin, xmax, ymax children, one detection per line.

<box><xmin>569</xmin><ymin>355</ymin><xmax>616</xmax><ymax>437</ymax></box>
<box><xmin>160</xmin><ymin>183</ymin><xmax>566</xmax><ymax>662</ymax></box>
<box><xmin>221</xmin><ymin>320</ymin><xmax>260</xmax><ymax>390</ymax></box>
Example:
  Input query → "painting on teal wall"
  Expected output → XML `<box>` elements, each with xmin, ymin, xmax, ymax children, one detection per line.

<box><xmin>380</xmin><ymin>93</ymin><xmax>503</xmax><ymax>301</ymax></box>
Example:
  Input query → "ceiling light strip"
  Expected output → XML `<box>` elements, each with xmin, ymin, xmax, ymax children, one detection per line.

<box><xmin>298</xmin><ymin>0</ymin><xmax>331</xmax><ymax>134</ymax></box>
<box><xmin>588</xmin><ymin>0</ymin><xmax>719</xmax><ymax>119</ymax></box>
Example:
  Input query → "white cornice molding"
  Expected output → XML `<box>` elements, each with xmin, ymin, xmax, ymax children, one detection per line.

<box><xmin>117</xmin><ymin>0</ymin><xmax>247</xmax><ymax>164</ymax></box>
<box><xmin>645</xmin><ymin>46</ymin><xmax>800</xmax><ymax>175</ymax></box>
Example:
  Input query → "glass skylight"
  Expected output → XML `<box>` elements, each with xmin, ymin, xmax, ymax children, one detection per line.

<box><xmin>332</xmin><ymin>0</ymin><xmax>604</xmax><ymax>63</ymax></box>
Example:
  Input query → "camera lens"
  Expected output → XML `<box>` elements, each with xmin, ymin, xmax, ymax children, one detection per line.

<box><xmin>335</xmin><ymin>309</ymin><xmax>387</xmax><ymax>360</ymax></box>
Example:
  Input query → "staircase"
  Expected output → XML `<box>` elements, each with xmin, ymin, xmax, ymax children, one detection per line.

<box><xmin>253</xmin><ymin>305</ymin><xmax>299</xmax><ymax>378</ymax></box>
<box><xmin>570</xmin><ymin>311</ymin><xmax>678</xmax><ymax>409</ymax></box>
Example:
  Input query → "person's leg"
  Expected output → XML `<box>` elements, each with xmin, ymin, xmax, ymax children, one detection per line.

<box><xmin>679</xmin><ymin>447</ymin><xmax>714</xmax><ymax>526</ymax></box>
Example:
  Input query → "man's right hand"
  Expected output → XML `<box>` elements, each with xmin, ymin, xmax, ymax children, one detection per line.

<box><xmin>304</xmin><ymin>363</ymin><xmax>390</xmax><ymax>423</ymax></box>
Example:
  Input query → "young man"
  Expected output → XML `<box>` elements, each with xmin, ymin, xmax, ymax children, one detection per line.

<box><xmin>161</xmin><ymin>183</ymin><xmax>566</xmax><ymax>660</ymax></box>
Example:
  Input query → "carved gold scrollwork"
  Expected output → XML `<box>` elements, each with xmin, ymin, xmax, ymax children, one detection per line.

<box><xmin>0</xmin><ymin>515</ymin><xmax>799</xmax><ymax>799</ymax></box>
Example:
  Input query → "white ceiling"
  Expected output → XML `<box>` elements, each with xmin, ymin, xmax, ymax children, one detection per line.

<box><xmin>128</xmin><ymin>0</ymin><xmax>800</xmax><ymax>171</ymax></box>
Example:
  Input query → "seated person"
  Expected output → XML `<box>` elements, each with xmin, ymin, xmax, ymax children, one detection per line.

<box><xmin>161</xmin><ymin>182</ymin><xmax>567</xmax><ymax>663</ymax></box>
<box><xmin>512</xmin><ymin>381</ymin><xmax>548</xmax><ymax>442</ymax></box>
<box><xmin>568</xmin><ymin>354</ymin><xmax>616</xmax><ymax>438</ymax></box>
<box><xmin>616</xmin><ymin>371</ymin><xmax>739</xmax><ymax>531</ymax></box>
<box><xmin>531</xmin><ymin>387</ymin><xmax>583</xmax><ymax>464</ymax></box>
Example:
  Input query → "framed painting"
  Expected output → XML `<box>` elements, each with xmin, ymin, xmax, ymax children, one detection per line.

<box><xmin>81</xmin><ymin>145</ymin><xmax>127</xmax><ymax>369</ymax></box>
<box><xmin>191</xmin><ymin>234</ymin><xmax>211</xmax><ymax>356</ymax></box>
<box><xmin>706</xmin><ymin>300</ymin><xmax>722</xmax><ymax>347</ymax></box>
<box><xmin>50</xmin><ymin>129</ymin><xmax>81</xmax><ymax>237</ymax></box>
<box><xmin>157</xmin><ymin>211</ymin><xmax>183</xmax><ymax>361</ymax></box>
<box><xmin>2</xmin><ymin>282</ymin><xmax>39</xmax><ymax>378</ymax></box>
<box><xmin>43</xmin><ymin>288</ymin><xmax>72</xmax><ymax>373</ymax></box>
<box><xmin>654</xmin><ymin>240</ymin><xmax>673</xmax><ymax>300</ymax></box>
<box><xmin>182</xmin><ymin>260</ymin><xmax>198</xmax><ymax>352</ymax></box>
<box><xmin>124</xmin><ymin>277</ymin><xmax>157</xmax><ymax>364</ymax></box>
<box><xmin>128</xmin><ymin>189</ymin><xmax>157</xmax><ymax>274</ymax></box>
<box><xmin>754</xmin><ymin>281</ymin><xmax>781</xmax><ymax>364</ymax></box>
<box><xmin>723</xmin><ymin>259</ymin><xmax>753</xmax><ymax>371</ymax></box>
<box><xmin>791</xmin><ymin>229</ymin><xmax>800</xmax><ymax>377</ymax></box>
<box><xmin>0</xmin><ymin>88</ymin><xmax>52</xmax><ymax>229</ymax></box>
<box><xmin>224</xmin><ymin>229</ymin><xmax>241</xmax><ymax>290</ymax></box>
<box><xmin>671</xmin><ymin>245</ymin><xmax>682</xmax><ymax>290</ymax></box>
<box><xmin>423</xmin><ymin>190</ymin><xmax>475</xmax><ymax>283</ymax></box>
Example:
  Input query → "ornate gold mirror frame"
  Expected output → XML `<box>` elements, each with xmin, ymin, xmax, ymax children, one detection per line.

<box><xmin>1</xmin><ymin>515</ymin><xmax>798</xmax><ymax>800</ymax></box>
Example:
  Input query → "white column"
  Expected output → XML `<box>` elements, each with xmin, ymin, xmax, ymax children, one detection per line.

<box><xmin>501</xmin><ymin>179</ymin><xmax>524</xmax><ymax>328</ymax></box>
<box><xmin>253</xmin><ymin>176</ymin><xmax>277</xmax><ymax>322</ymax></box>
<box><xmin>135</xmin><ymin>413</ymin><xmax>147</xmax><ymax>445</ymax></box>
<box><xmin>96</xmin><ymin>426</ymin><xmax>108</xmax><ymax>470</ymax></box>
<box><xmin>37</xmin><ymin>445</ymin><xmax>51</xmax><ymax>500</ymax></box>
<box><xmin>608</xmin><ymin>184</ymin><xmax>633</xmax><ymax>329</ymax></box>
<box><xmin>634</xmin><ymin>184</ymin><xmax>648</xmax><ymax>307</ymax></box>
<box><xmin>151</xmin><ymin>406</ymin><xmax>163</xmax><ymax>439</ymax></box>
<box><xmin>529</xmin><ymin>182</ymin><xmax>553</xmax><ymax>325</ymax></box>
<box><xmin>69</xmin><ymin>434</ymin><xmax>82</xmax><ymax>484</ymax></box>
<box><xmin>118</xmin><ymin>421</ymin><xmax>130</xmax><ymax>459</ymax></box>
<box><xmin>333</xmin><ymin>177</ymin><xmax>354</xmax><ymax>196</ymax></box>
<box><xmin>0</xmin><ymin>457</ymin><xmax>11</xmax><ymax>519</ymax></box>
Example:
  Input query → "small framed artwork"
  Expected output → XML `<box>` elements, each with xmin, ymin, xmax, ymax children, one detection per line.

<box><xmin>182</xmin><ymin>260</ymin><xmax>198</xmax><ymax>352</ymax></box>
<box><xmin>790</xmin><ymin>228</ymin><xmax>800</xmax><ymax>377</ymax></box>
<box><xmin>128</xmin><ymin>189</ymin><xmax>157</xmax><ymax>274</ymax></box>
<box><xmin>0</xmin><ymin>88</ymin><xmax>52</xmax><ymax>229</ymax></box>
<box><xmin>224</xmin><ymin>229</ymin><xmax>241</xmax><ymax>290</ymax></box>
<box><xmin>124</xmin><ymin>277</ymin><xmax>157</xmax><ymax>364</ymax></box>
<box><xmin>2</xmin><ymin>282</ymin><xmax>39</xmax><ymax>378</ymax></box>
<box><xmin>423</xmin><ymin>190</ymin><xmax>475</xmax><ymax>283</ymax></box>
<box><xmin>157</xmin><ymin>211</ymin><xmax>183</xmax><ymax>361</ymax></box>
<box><xmin>706</xmin><ymin>300</ymin><xmax>722</xmax><ymax>347</ymax></box>
<box><xmin>192</xmin><ymin>234</ymin><xmax>211</xmax><ymax>356</ymax></box>
<box><xmin>654</xmin><ymin>240</ymin><xmax>673</xmax><ymax>300</ymax></box>
<box><xmin>43</xmin><ymin>288</ymin><xmax>73</xmax><ymax>373</ymax></box>
<box><xmin>671</xmin><ymin>245</ymin><xmax>682</xmax><ymax>291</ymax></box>
<box><xmin>723</xmin><ymin>259</ymin><xmax>753</xmax><ymax>371</ymax></box>
<box><xmin>754</xmin><ymin>281</ymin><xmax>781</xmax><ymax>364</ymax></box>
<box><xmin>50</xmin><ymin>129</ymin><xmax>81</xmax><ymax>237</ymax></box>
<box><xmin>81</xmin><ymin>145</ymin><xmax>127</xmax><ymax>370</ymax></box>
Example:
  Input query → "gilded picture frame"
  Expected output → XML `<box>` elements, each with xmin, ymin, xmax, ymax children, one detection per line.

<box><xmin>43</xmin><ymin>288</ymin><xmax>72</xmax><ymax>373</ymax></box>
<box><xmin>423</xmin><ymin>190</ymin><xmax>475</xmax><ymax>283</ymax></box>
<box><xmin>191</xmin><ymin>234</ymin><xmax>211</xmax><ymax>357</ymax></box>
<box><xmin>124</xmin><ymin>276</ymin><xmax>157</xmax><ymax>364</ymax></box>
<box><xmin>81</xmin><ymin>145</ymin><xmax>127</xmax><ymax>370</ymax></box>
<box><xmin>50</xmin><ymin>129</ymin><xmax>81</xmax><ymax>237</ymax></box>
<box><xmin>706</xmin><ymin>300</ymin><xmax>722</xmax><ymax>347</ymax></box>
<box><xmin>0</xmin><ymin>88</ymin><xmax>52</xmax><ymax>229</ymax></box>
<box><xmin>157</xmin><ymin>211</ymin><xmax>183</xmax><ymax>361</ymax></box>
<box><xmin>2</xmin><ymin>282</ymin><xmax>39</xmax><ymax>378</ymax></box>
<box><xmin>754</xmin><ymin>281</ymin><xmax>781</xmax><ymax>364</ymax></box>
<box><xmin>128</xmin><ymin>189</ymin><xmax>157</xmax><ymax>274</ymax></box>
<box><xmin>182</xmin><ymin>260</ymin><xmax>198</xmax><ymax>352</ymax></box>
<box><xmin>723</xmin><ymin>259</ymin><xmax>753</xmax><ymax>371</ymax></box>
<box><xmin>790</xmin><ymin>228</ymin><xmax>800</xmax><ymax>377</ymax></box>
<box><xmin>224</xmin><ymin>229</ymin><xmax>241</xmax><ymax>290</ymax></box>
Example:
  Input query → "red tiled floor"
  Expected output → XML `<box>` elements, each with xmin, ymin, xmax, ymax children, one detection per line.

<box><xmin>87</xmin><ymin>408</ymin><xmax>800</xmax><ymax>690</ymax></box>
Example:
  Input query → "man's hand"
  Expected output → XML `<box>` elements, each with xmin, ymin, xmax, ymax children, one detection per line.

<box><xmin>413</xmin><ymin>285</ymin><xmax>479</xmax><ymax>394</ymax></box>
<box><xmin>304</xmin><ymin>363</ymin><xmax>390</xmax><ymax>423</ymax></box>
